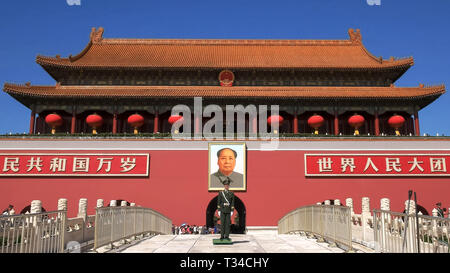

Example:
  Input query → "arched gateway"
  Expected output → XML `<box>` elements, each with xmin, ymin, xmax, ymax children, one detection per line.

<box><xmin>206</xmin><ymin>196</ymin><xmax>246</xmax><ymax>234</ymax></box>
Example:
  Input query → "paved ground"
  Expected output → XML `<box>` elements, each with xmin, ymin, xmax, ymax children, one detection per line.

<box><xmin>119</xmin><ymin>234</ymin><xmax>346</xmax><ymax>253</ymax></box>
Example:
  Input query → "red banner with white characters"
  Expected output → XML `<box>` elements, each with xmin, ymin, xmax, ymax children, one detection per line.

<box><xmin>305</xmin><ymin>154</ymin><xmax>450</xmax><ymax>176</ymax></box>
<box><xmin>0</xmin><ymin>153</ymin><xmax>149</xmax><ymax>176</ymax></box>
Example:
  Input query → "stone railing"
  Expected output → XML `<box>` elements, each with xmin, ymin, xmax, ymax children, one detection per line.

<box><xmin>93</xmin><ymin>205</ymin><xmax>172</xmax><ymax>251</ymax></box>
<box><xmin>1</xmin><ymin>197</ymin><xmax>149</xmax><ymax>253</ymax></box>
<box><xmin>278</xmin><ymin>205</ymin><xmax>353</xmax><ymax>252</ymax></box>
<box><xmin>321</xmin><ymin>197</ymin><xmax>450</xmax><ymax>253</ymax></box>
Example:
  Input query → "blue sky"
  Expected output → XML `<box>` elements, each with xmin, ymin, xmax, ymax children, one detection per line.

<box><xmin>1</xmin><ymin>0</ymin><xmax>449</xmax><ymax>135</ymax></box>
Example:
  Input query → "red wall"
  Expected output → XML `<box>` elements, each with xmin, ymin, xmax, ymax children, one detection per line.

<box><xmin>1</xmin><ymin>147</ymin><xmax>449</xmax><ymax>226</ymax></box>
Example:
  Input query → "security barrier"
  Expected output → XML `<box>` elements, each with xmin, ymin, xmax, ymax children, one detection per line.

<box><xmin>278</xmin><ymin>205</ymin><xmax>353</xmax><ymax>251</ymax></box>
<box><xmin>93</xmin><ymin>206</ymin><xmax>172</xmax><ymax>250</ymax></box>
<box><xmin>0</xmin><ymin>210</ymin><xmax>66</xmax><ymax>253</ymax></box>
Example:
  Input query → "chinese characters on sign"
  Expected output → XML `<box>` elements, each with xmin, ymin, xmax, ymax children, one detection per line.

<box><xmin>0</xmin><ymin>153</ymin><xmax>149</xmax><ymax>176</ymax></box>
<box><xmin>305</xmin><ymin>154</ymin><xmax>449</xmax><ymax>176</ymax></box>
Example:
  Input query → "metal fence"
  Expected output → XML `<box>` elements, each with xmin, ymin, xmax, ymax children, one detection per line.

<box><xmin>0</xmin><ymin>210</ymin><xmax>66</xmax><ymax>253</ymax></box>
<box><xmin>373</xmin><ymin>209</ymin><xmax>449</xmax><ymax>253</ymax></box>
<box><xmin>93</xmin><ymin>206</ymin><xmax>172</xmax><ymax>250</ymax></box>
<box><xmin>278</xmin><ymin>205</ymin><xmax>353</xmax><ymax>251</ymax></box>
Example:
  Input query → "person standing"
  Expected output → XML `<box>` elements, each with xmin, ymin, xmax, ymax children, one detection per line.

<box><xmin>217</xmin><ymin>180</ymin><xmax>235</xmax><ymax>241</ymax></box>
<box><xmin>435</xmin><ymin>202</ymin><xmax>445</xmax><ymax>218</ymax></box>
<box><xmin>2</xmin><ymin>205</ymin><xmax>14</xmax><ymax>215</ymax></box>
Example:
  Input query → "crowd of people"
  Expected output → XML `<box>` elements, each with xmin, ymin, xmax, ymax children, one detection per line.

<box><xmin>172</xmin><ymin>224</ymin><xmax>221</xmax><ymax>235</ymax></box>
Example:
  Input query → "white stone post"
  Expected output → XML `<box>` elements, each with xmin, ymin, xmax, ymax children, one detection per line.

<box><xmin>30</xmin><ymin>200</ymin><xmax>42</xmax><ymax>227</ymax></box>
<box><xmin>110</xmin><ymin>200</ymin><xmax>117</xmax><ymax>207</ymax></box>
<box><xmin>77</xmin><ymin>198</ymin><xmax>88</xmax><ymax>220</ymax></box>
<box><xmin>31</xmin><ymin>200</ymin><xmax>42</xmax><ymax>214</ymax></box>
<box><xmin>404</xmin><ymin>199</ymin><xmax>416</xmax><ymax>252</ymax></box>
<box><xmin>361</xmin><ymin>197</ymin><xmax>371</xmax><ymax>242</ymax></box>
<box><xmin>380</xmin><ymin>198</ymin><xmax>390</xmax><ymax>211</ymax></box>
<box><xmin>96</xmin><ymin>199</ymin><xmax>104</xmax><ymax>208</ymax></box>
<box><xmin>345</xmin><ymin>198</ymin><xmax>354</xmax><ymax>216</ymax></box>
<box><xmin>404</xmin><ymin>199</ymin><xmax>416</xmax><ymax>215</ymax></box>
<box><xmin>121</xmin><ymin>201</ymin><xmax>128</xmax><ymax>207</ymax></box>
<box><xmin>380</xmin><ymin>198</ymin><xmax>391</xmax><ymax>225</ymax></box>
<box><xmin>316</xmin><ymin>202</ymin><xmax>322</xmax><ymax>205</ymax></box>
<box><xmin>324</xmin><ymin>200</ymin><xmax>331</xmax><ymax>205</ymax></box>
<box><xmin>362</xmin><ymin>197</ymin><xmax>371</xmax><ymax>216</ymax></box>
<box><xmin>334</xmin><ymin>199</ymin><xmax>341</xmax><ymax>206</ymax></box>
<box><xmin>58</xmin><ymin>198</ymin><xmax>68</xmax><ymax>211</ymax></box>
<box><xmin>130</xmin><ymin>203</ymin><xmax>136</xmax><ymax>207</ymax></box>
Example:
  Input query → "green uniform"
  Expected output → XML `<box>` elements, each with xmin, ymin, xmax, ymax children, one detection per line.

<box><xmin>217</xmin><ymin>188</ymin><xmax>235</xmax><ymax>240</ymax></box>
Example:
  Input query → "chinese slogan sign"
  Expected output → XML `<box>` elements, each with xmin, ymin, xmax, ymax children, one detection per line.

<box><xmin>305</xmin><ymin>154</ymin><xmax>450</xmax><ymax>176</ymax></box>
<box><xmin>0</xmin><ymin>153</ymin><xmax>149</xmax><ymax>176</ymax></box>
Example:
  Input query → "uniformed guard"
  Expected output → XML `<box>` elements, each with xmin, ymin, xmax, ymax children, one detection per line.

<box><xmin>217</xmin><ymin>179</ymin><xmax>235</xmax><ymax>241</ymax></box>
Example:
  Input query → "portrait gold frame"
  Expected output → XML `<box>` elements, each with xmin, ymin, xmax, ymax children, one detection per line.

<box><xmin>208</xmin><ymin>142</ymin><xmax>246</xmax><ymax>191</ymax></box>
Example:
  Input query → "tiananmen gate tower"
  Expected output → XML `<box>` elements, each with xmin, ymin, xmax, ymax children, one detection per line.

<box><xmin>1</xmin><ymin>27</ymin><xmax>449</xmax><ymax>232</ymax></box>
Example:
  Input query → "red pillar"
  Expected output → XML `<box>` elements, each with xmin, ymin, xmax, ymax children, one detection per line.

<box><xmin>153</xmin><ymin>111</ymin><xmax>159</xmax><ymax>133</ymax></box>
<box><xmin>71</xmin><ymin>111</ymin><xmax>76</xmax><ymax>134</ymax></box>
<box><xmin>195</xmin><ymin>115</ymin><xmax>200</xmax><ymax>134</ymax></box>
<box><xmin>112</xmin><ymin>113</ymin><xmax>117</xmax><ymax>134</ymax></box>
<box><xmin>29</xmin><ymin>110</ymin><xmax>35</xmax><ymax>134</ymax></box>
<box><xmin>414</xmin><ymin>111</ymin><xmax>420</xmax><ymax>136</ymax></box>
<box><xmin>374</xmin><ymin>111</ymin><xmax>380</xmax><ymax>136</ymax></box>
<box><xmin>334</xmin><ymin>111</ymin><xmax>339</xmax><ymax>135</ymax></box>
<box><xmin>252</xmin><ymin>115</ymin><xmax>257</xmax><ymax>134</ymax></box>
<box><xmin>293</xmin><ymin>112</ymin><xmax>298</xmax><ymax>134</ymax></box>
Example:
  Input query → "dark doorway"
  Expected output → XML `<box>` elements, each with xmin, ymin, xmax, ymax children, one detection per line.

<box><xmin>206</xmin><ymin>195</ymin><xmax>246</xmax><ymax>234</ymax></box>
<box><xmin>20</xmin><ymin>205</ymin><xmax>47</xmax><ymax>214</ymax></box>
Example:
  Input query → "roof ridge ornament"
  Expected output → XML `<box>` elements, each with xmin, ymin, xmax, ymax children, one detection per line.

<box><xmin>90</xmin><ymin>27</ymin><xmax>104</xmax><ymax>43</ymax></box>
<box><xmin>348</xmin><ymin>28</ymin><xmax>362</xmax><ymax>44</ymax></box>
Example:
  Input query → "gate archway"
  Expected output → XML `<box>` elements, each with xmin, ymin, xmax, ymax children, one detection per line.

<box><xmin>206</xmin><ymin>195</ymin><xmax>246</xmax><ymax>234</ymax></box>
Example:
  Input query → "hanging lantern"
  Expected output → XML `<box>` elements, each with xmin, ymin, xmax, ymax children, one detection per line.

<box><xmin>127</xmin><ymin>113</ymin><xmax>144</xmax><ymax>134</ymax></box>
<box><xmin>45</xmin><ymin>113</ymin><xmax>63</xmax><ymax>134</ymax></box>
<box><xmin>348</xmin><ymin>114</ymin><xmax>365</xmax><ymax>136</ymax></box>
<box><xmin>86</xmin><ymin>113</ymin><xmax>103</xmax><ymax>135</ymax></box>
<box><xmin>267</xmin><ymin>115</ymin><xmax>284</xmax><ymax>134</ymax></box>
<box><xmin>388</xmin><ymin>114</ymin><xmax>405</xmax><ymax>136</ymax></box>
<box><xmin>168</xmin><ymin>115</ymin><xmax>184</xmax><ymax>134</ymax></box>
<box><xmin>307</xmin><ymin>114</ymin><xmax>324</xmax><ymax>135</ymax></box>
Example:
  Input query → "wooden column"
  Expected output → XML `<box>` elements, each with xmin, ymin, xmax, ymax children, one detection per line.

<box><xmin>112</xmin><ymin>113</ymin><xmax>117</xmax><ymax>134</ymax></box>
<box><xmin>293</xmin><ymin>111</ymin><xmax>298</xmax><ymax>134</ymax></box>
<box><xmin>414</xmin><ymin>110</ymin><xmax>420</xmax><ymax>136</ymax></box>
<box><xmin>153</xmin><ymin>110</ymin><xmax>159</xmax><ymax>133</ymax></box>
<box><xmin>29</xmin><ymin>110</ymin><xmax>36</xmax><ymax>134</ymax></box>
<box><xmin>71</xmin><ymin>111</ymin><xmax>76</xmax><ymax>134</ymax></box>
<box><xmin>374</xmin><ymin>110</ymin><xmax>380</xmax><ymax>136</ymax></box>
<box><xmin>334</xmin><ymin>111</ymin><xmax>339</xmax><ymax>135</ymax></box>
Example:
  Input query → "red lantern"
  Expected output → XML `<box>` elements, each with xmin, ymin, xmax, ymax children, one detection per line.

<box><xmin>86</xmin><ymin>113</ymin><xmax>103</xmax><ymax>134</ymax></box>
<box><xmin>45</xmin><ymin>113</ymin><xmax>63</xmax><ymax>134</ymax></box>
<box><xmin>348</xmin><ymin>114</ymin><xmax>365</xmax><ymax>135</ymax></box>
<box><xmin>307</xmin><ymin>114</ymin><xmax>324</xmax><ymax>135</ymax></box>
<box><xmin>388</xmin><ymin>115</ymin><xmax>405</xmax><ymax>136</ymax></box>
<box><xmin>267</xmin><ymin>115</ymin><xmax>284</xmax><ymax>134</ymax></box>
<box><xmin>168</xmin><ymin>115</ymin><xmax>184</xmax><ymax>134</ymax></box>
<box><xmin>127</xmin><ymin>113</ymin><xmax>144</xmax><ymax>134</ymax></box>
<box><xmin>168</xmin><ymin>115</ymin><xmax>184</xmax><ymax>124</ymax></box>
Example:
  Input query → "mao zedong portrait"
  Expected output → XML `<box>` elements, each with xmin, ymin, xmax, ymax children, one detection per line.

<box><xmin>209</xmin><ymin>148</ymin><xmax>244</xmax><ymax>189</ymax></box>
